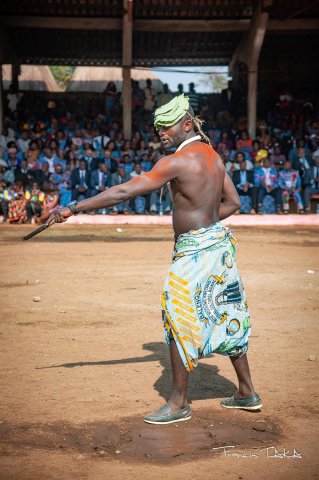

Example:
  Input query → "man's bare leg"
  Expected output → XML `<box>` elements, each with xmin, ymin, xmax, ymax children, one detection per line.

<box><xmin>220</xmin><ymin>353</ymin><xmax>262</xmax><ymax>410</ymax></box>
<box><xmin>143</xmin><ymin>338</ymin><xmax>191</xmax><ymax>423</ymax></box>
<box><xmin>230</xmin><ymin>354</ymin><xmax>256</xmax><ymax>397</ymax></box>
<box><xmin>166</xmin><ymin>338</ymin><xmax>189</xmax><ymax>412</ymax></box>
<box><xmin>166</xmin><ymin>346</ymin><xmax>256</xmax><ymax>407</ymax></box>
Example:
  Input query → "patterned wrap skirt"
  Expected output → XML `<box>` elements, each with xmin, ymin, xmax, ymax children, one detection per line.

<box><xmin>161</xmin><ymin>222</ymin><xmax>251</xmax><ymax>371</ymax></box>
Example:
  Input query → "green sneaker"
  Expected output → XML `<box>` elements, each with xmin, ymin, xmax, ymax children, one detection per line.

<box><xmin>220</xmin><ymin>393</ymin><xmax>262</xmax><ymax>411</ymax></box>
<box><xmin>144</xmin><ymin>403</ymin><xmax>191</xmax><ymax>425</ymax></box>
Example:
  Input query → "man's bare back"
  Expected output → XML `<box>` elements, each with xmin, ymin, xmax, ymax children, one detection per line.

<box><xmin>168</xmin><ymin>140</ymin><xmax>224</xmax><ymax>237</ymax></box>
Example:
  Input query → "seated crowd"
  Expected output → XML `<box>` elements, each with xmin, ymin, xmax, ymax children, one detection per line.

<box><xmin>223</xmin><ymin>146</ymin><xmax>319</xmax><ymax>214</ymax></box>
<box><xmin>0</xmin><ymin>80</ymin><xmax>318</xmax><ymax>223</ymax></box>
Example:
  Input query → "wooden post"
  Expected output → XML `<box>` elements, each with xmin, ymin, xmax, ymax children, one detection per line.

<box><xmin>122</xmin><ymin>67</ymin><xmax>131</xmax><ymax>139</ymax></box>
<box><xmin>122</xmin><ymin>0</ymin><xmax>132</xmax><ymax>139</ymax></box>
<box><xmin>247</xmin><ymin>9</ymin><xmax>269</xmax><ymax>139</ymax></box>
<box><xmin>12</xmin><ymin>63</ymin><xmax>20</xmax><ymax>92</ymax></box>
<box><xmin>247</xmin><ymin>3</ymin><xmax>269</xmax><ymax>139</ymax></box>
<box><xmin>0</xmin><ymin>64</ymin><xmax>3</xmax><ymax>134</ymax></box>
<box><xmin>247</xmin><ymin>69</ymin><xmax>258</xmax><ymax>140</ymax></box>
<box><xmin>0</xmin><ymin>63</ymin><xmax>4</xmax><ymax>135</ymax></box>
<box><xmin>229</xmin><ymin>1</ymin><xmax>269</xmax><ymax>139</ymax></box>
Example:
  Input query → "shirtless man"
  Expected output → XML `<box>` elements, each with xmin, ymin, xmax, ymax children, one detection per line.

<box><xmin>50</xmin><ymin>95</ymin><xmax>261</xmax><ymax>425</ymax></box>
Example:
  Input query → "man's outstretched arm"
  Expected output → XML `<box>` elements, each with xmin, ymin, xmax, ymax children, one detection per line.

<box><xmin>219</xmin><ymin>170</ymin><xmax>241</xmax><ymax>220</ymax></box>
<box><xmin>51</xmin><ymin>155</ymin><xmax>179</xmax><ymax>222</ymax></box>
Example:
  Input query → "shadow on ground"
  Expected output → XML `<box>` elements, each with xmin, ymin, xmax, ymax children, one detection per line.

<box><xmin>37</xmin><ymin>341</ymin><xmax>237</xmax><ymax>403</ymax></box>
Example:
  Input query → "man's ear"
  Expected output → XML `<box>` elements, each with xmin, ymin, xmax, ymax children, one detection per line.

<box><xmin>184</xmin><ymin>118</ymin><xmax>193</xmax><ymax>133</ymax></box>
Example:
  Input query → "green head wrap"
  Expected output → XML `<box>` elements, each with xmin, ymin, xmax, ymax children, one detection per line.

<box><xmin>154</xmin><ymin>94</ymin><xmax>190</xmax><ymax>130</ymax></box>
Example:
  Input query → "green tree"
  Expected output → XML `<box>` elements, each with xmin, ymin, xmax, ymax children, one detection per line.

<box><xmin>49</xmin><ymin>66</ymin><xmax>75</xmax><ymax>89</ymax></box>
<box><xmin>199</xmin><ymin>73</ymin><xmax>228</xmax><ymax>93</ymax></box>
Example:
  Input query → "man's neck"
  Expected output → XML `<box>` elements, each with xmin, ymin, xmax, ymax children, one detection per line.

<box><xmin>184</xmin><ymin>131</ymin><xmax>197</xmax><ymax>141</ymax></box>
<box><xmin>176</xmin><ymin>133</ymin><xmax>201</xmax><ymax>152</ymax></box>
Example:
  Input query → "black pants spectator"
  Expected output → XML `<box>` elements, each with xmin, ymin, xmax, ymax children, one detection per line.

<box><xmin>304</xmin><ymin>186</ymin><xmax>319</xmax><ymax>211</ymax></box>
<box><xmin>71</xmin><ymin>188</ymin><xmax>91</xmax><ymax>201</ymax></box>
<box><xmin>257</xmin><ymin>186</ymin><xmax>282</xmax><ymax>210</ymax></box>
<box><xmin>0</xmin><ymin>200</ymin><xmax>9</xmax><ymax>222</ymax></box>
<box><xmin>236</xmin><ymin>187</ymin><xmax>258</xmax><ymax>210</ymax></box>
<box><xmin>26</xmin><ymin>202</ymin><xmax>41</xmax><ymax>221</ymax></box>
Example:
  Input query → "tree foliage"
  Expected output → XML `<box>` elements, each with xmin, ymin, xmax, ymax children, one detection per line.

<box><xmin>49</xmin><ymin>66</ymin><xmax>75</xmax><ymax>89</ymax></box>
<box><xmin>199</xmin><ymin>73</ymin><xmax>228</xmax><ymax>93</ymax></box>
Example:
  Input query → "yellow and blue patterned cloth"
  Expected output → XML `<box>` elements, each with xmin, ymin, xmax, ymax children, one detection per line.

<box><xmin>162</xmin><ymin>222</ymin><xmax>251</xmax><ymax>371</ymax></box>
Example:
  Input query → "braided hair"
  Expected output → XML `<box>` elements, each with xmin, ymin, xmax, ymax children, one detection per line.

<box><xmin>184</xmin><ymin>107</ymin><xmax>212</xmax><ymax>147</ymax></box>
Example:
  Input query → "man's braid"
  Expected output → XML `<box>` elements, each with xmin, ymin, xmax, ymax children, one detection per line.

<box><xmin>186</xmin><ymin>111</ymin><xmax>212</xmax><ymax>147</ymax></box>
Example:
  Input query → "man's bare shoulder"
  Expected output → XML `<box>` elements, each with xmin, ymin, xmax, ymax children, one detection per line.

<box><xmin>145</xmin><ymin>152</ymin><xmax>183</xmax><ymax>184</ymax></box>
<box><xmin>173</xmin><ymin>142</ymin><xmax>224</xmax><ymax>170</ymax></box>
<box><xmin>152</xmin><ymin>142</ymin><xmax>224</xmax><ymax>183</ymax></box>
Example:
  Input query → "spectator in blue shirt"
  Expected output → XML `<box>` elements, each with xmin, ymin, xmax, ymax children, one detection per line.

<box><xmin>122</xmin><ymin>154</ymin><xmax>134</xmax><ymax>175</ymax></box>
<box><xmin>232</xmin><ymin>160</ymin><xmax>258</xmax><ymax>214</ymax></box>
<box><xmin>254</xmin><ymin>156</ymin><xmax>282</xmax><ymax>214</ymax></box>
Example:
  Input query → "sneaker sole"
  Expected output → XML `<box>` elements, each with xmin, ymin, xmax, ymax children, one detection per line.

<box><xmin>143</xmin><ymin>414</ymin><xmax>191</xmax><ymax>425</ymax></box>
<box><xmin>221</xmin><ymin>403</ymin><xmax>262</xmax><ymax>411</ymax></box>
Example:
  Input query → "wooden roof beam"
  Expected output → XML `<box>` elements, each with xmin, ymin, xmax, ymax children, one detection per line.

<box><xmin>137</xmin><ymin>18</ymin><xmax>319</xmax><ymax>31</ymax></box>
<box><xmin>1</xmin><ymin>15</ymin><xmax>319</xmax><ymax>32</ymax></box>
<box><xmin>0</xmin><ymin>15</ymin><xmax>249</xmax><ymax>31</ymax></box>
<box><xmin>135</xmin><ymin>19</ymin><xmax>250</xmax><ymax>32</ymax></box>
<box><xmin>0</xmin><ymin>16</ymin><xmax>122</xmax><ymax>30</ymax></box>
<box><xmin>122</xmin><ymin>0</ymin><xmax>133</xmax><ymax>139</ymax></box>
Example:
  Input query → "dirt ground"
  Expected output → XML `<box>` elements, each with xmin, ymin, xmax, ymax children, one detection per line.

<box><xmin>0</xmin><ymin>223</ymin><xmax>318</xmax><ymax>480</ymax></box>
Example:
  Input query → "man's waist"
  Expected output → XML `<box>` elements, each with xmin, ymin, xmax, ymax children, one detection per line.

<box><xmin>174</xmin><ymin>221</ymin><xmax>229</xmax><ymax>244</ymax></box>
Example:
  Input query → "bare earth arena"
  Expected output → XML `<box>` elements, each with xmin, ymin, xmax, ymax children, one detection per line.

<box><xmin>0</xmin><ymin>223</ymin><xmax>318</xmax><ymax>480</ymax></box>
